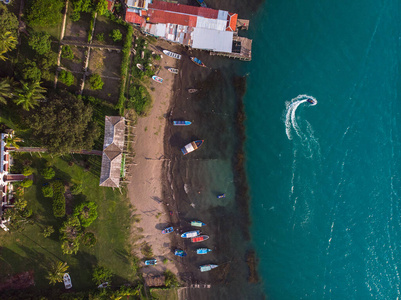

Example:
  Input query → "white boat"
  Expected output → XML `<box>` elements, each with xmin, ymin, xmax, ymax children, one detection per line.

<box><xmin>136</xmin><ymin>63</ymin><xmax>144</xmax><ymax>71</ymax></box>
<box><xmin>168</xmin><ymin>68</ymin><xmax>179</xmax><ymax>74</ymax></box>
<box><xmin>199</xmin><ymin>264</ymin><xmax>218</xmax><ymax>272</ymax></box>
<box><xmin>63</xmin><ymin>273</ymin><xmax>72</xmax><ymax>289</ymax></box>
<box><xmin>181</xmin><ymin>230</ymin><xmax>200</xmax><ymax>238</ymax></box>
<box><xmin>163</xmin><ymin>50</ymin><xmax>182</xmax><ymax>60</ymax></box>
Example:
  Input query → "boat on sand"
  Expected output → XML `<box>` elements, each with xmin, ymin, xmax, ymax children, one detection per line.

<box><xmin>163</xmin><ymin>50</ymin><xmax>182</xmax><ymax>60</ymax></box>
<box><xmin>174</xmin><ymin>249</ymin><xmax>187</xmax><ymax>257</ymax></box>
<box><xmin>136</xmin><ymin>63</ymin><xmax>144</xmax><ymax>71</ymax></box>
<box><xmin>145</xmin><ymin>259</ymin><xmax>157</xmax><ymax>266</ymax></box>
<box><xmin>199</xmin><ymin>264</ymin><xmax>218</xmax><ymax>272</ymax></box>
<box><xmin>191</xmin><ymin>235</ymin><xmax>209</xmax><ymax>243</ymax></box>
<box><xmin>181</xmin><ymin>140</ymin><xmax>204</xmax><ymax>155</ymax></box>
<box><xmin>173</xmin><ymin>120</ymin><xmax>191</xmax><ymax>126</ymax></box>
<box><xmin>196</xmin><ymin>248</ymin><xmax>212</xmax><ymax>255</ymax></box>
<box><xmin>181</xmin><ymin>230</ymin><xmax>200</xmax><ymax>238</ymax></box>
<box><xmin>168</xmin><ymin>68</ymin><xmax>179</xmax><ymax>74</ymax></box>
<box><xmin>191</xmin><ymin>220</ymin><xmax>206</xmax><ymax>227</ymax></box>
<box><xmin>162</xmin><ymin>226</ymin><xmax>174</xmax><ymax>234</ymax></box>
<box><xmin>188</xmin><ymin>89</ymin><xmax>198</xmax><ymax>93</ymax></box>
<box><xmin>152</xmin><ymin>75</ymin><xmax>163</xmax><ymax>83</ymax></box>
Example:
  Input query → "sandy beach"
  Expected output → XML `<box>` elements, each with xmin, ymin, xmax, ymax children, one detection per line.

<box><xmin>126</xmin><ymin>40</ymin><xmax>182</xmax><ymax>277</ymax></box>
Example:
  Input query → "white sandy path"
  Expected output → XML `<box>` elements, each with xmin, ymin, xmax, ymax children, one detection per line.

<box><xmin>127</xmin><ymin>48</ymin><xmax>179</xmax><ymax>277</ymax></box>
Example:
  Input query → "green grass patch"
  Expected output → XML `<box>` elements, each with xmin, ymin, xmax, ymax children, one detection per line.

<box><xmin>0</xmin><ymin>153</ymin><xmax>134</xmax><ymax>291</ymax></box>
<box><xmin>150</xmin><ymin>288</ymin><xmax>179</xmax><ymax>300</ymax></box>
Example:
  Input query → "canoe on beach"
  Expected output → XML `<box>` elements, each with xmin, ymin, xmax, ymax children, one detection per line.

<box><xmin>162</xmin><ymin>226</ymin><xmax>174</xmax><ymax>234</ymax></box>
<box><xmin>152</xmin><ymin>76</ymin><xmax>163</xmax><ymax>83</ymax></box>
<box><xmin>163</xmin><ymin>50</ymin><xmax>182</xmax><ymax>60</ymax></box>
<box><xmin>181</xmin><ymin>230</ymin><xmax>200</xmax><ymax>238</ymax></box>
<box><xmin>181</xmin><ymin>140</ymin><xmax>204</xmax><ymax>155</ymax></box>
<box><xmin>199</xmin><ymin>264</ymin><xmax>218</xmax><ymax>272</ymax></box>
<box><xmin>191</xmin><ymin>235</ymin><xmax>209</xmax><ymax>243</ymax></box>
<box><xmin>196</xmin><ymin>248</ymin><xmax>212</xmax><ymax>254</ymax></box>
<box><xmin>174</xmin><ymin>249</ymin><xmax>187</xmax><ymax>257</ymax></box>
<box><xmin>168</xmin><ymin>68</ymin><xmax>179</xmax><ymax>74</ymax></box>
<box><xmin>173</xmin><ymin>120</ymin><xmax>191</xmax><ymax>126</ymax></box>
<box><xmin>145</xmin><ymin>259</ymin><xmax>157</xmax><ymax>265</ymax></box>
<box><xmin>188</xmin><ymin>89</ymin><xmax>198</xmax><ymax>93</ymax></box>
<box><xmin>191</xmin><ymin>220</ymin><xmax>206</xmax><ymax>227</ymax></box>
<box><xmin>190</xmin><ymin>57</ymin><xmax>206</xmax><ymax>67</ymax></box>
<box><xmin>136</xmin><ymin>63</ymin><xmax>144</xmax><ymax>71</ymax></box>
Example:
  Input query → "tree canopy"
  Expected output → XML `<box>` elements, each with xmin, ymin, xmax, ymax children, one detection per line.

<box><xmin>26</xmin><ymin>0</ymin><xmax>64</xmax><ymax>27</ymax></box>
<box><xmin>27</xmin><ymin>91</ymin><xmax>99</xmax><ymax>154</ymax></box>
<box><xmin>28</xmin><ymin>32</ymin><xmax>52</xmax><ymax>55</ymax></box>
<box><xmin>0</xmin><ymin>4</ymin><xmax>18</xmax><ymax>38</ymax></box>
<box><xmin>88</xmin><ymin>73</ymin><xmax>104</xmax><ymax>90</ymax></box>
<box><xmin>14</xmin><ymin>80</ymin><xmax>46</xmax><ymax>111</ymax></box>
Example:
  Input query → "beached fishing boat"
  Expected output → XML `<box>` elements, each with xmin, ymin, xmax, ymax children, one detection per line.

<box><xmin>199</xmin><ymin>264</ymin><xmax>218</xmax><ymax>272</ymax></box>
<box><xmin>173</xmin><ymin>120</ymin><xmax>191</xmax><ymax>126</ymax></box>
<box><xmin>63</xmin><ymin>273</ymin><xmax>72</xmax><ymax>289</ymax></box>
<box><xmin>181</xmin><ymin>140</ymin><xmax>204</xmax><ymax>155</ymax></box>
<box><xmin>163</xmin><ymin>50</ymin><xmax>182</xmax><ymax>60</ymax></box>
<box><xmin>191</xmin><ymin>220</ymin><xmax>206</xmax><ymax>227</ymax></box>
<box><xmin>174</xmin><ymin>249</ymin><xmax>187</xmax><ymax>257</ymax></box>
<box><xmin>152</xmin><ymin>75</ymin><xmax>163</xmax><ymax>83</ymax></box>
<box><xmin>168</xmin><ymin>68</ymin><xmax>179</xmax><ymax>74</ymax></box>
<box><xmin>136</xmin><ymin>63</ymin><xmax>144</xmax><ymax>71</ymax></box>
<box><xmin>162</xmin><ymin>226</ymin><xmax>174</xmax><ymax>234</ymax></box>
<box><xmin>217</xmin><ymin>194</ymin><xmax>226</xmax><ymax>199</ymax></box>
<box><xmin>196</xmin><ymin>248</ymin><xmax>212</xmax><ymax>255</ymax></box>
<box><xmin>190</xmin><ymin>57</ymin><xmax>206</xmax><ymax>67</ymax></box>
<box><xmin>191</xmin><ymin>235</ymin><xmax>209</xmax><ymax>243</ymax></box>
<box><xmin>196</xmin><ymin>0</ymin><xmax>207</xmax><ymax>7</ymax></box>
<box><xmin>181</xmin><ymin>230</ymin><xmax>200</xmax><ymax>238</ymax></box>
<box><xmin>145</xmin><ymin>259</ymin><xmax>157</xmax><ymax>266</ymax></box>
<box><xmin>188</xmin><ymin>89</ymin><xmax>198</xmax><ymax>93</ymax></box>
<box><xmin>307</xmin><ymin>98</ymin><xmax>317</xmax><ymax>105</ymax></box>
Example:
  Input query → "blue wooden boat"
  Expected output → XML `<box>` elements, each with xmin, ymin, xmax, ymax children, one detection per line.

<box><xmin>162</xmin><ymin>226</ymin><xmax>174</xmax><ymax>234</ymax></box>
<box><xmin>196</xmin><ymin>0</ymin><xmax>207</xmax><ymax>7</ymax></box>
<box><xmin>145</xmin><ymin>259</ymin><xmax>157</xmax><ymax>266</ymax></box>
<box><xmin>217</xmin><ymin>194</ymin><xmax>226</xmax><ymax>199</ymax></box>
<box><xmin>173</xmin><ymin>120</ymin><xmax>191</xmax><ymax>126</ymax></box>
<box><xmin>181</xmin><ymin>140</ymin><xmax>204</xmax><ymax>155</ymax></box>
<box><xmin>174</xmin><ymin>249</ymin><xmax>187</xmax><ymax>257</ymax></box>
<box><xmin>191</xmin><ymin>220</ymin><xmax>206</xmax><ymax>227</ymax></box>
<box><xmin>196</xmin><ymin>248</ymin><xmax>212</xmax><ymax>255</ymax></box>
<box><xmin>190</xmin><ymin>57</ymin><xmax>206</xmax><ymax>68</ymax></box>
<box><xmin>181</xmin><ymin>230</ymin><xmax>200</xmax><ymax>238</ymax></box>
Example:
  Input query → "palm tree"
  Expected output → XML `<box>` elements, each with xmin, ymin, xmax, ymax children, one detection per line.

<box><xmin>0</xmin><ymin>31</ymin><xmax>17</xmax><ymax>61</ymax></box>
<box><xmin>46</xmin><ymin>261</ymin><xmax>69</xmax><ymax>285</ymax></box>
<box><xmin>0</xmin><ymin>78</ymin><xmax>11</xmax><ymax>104</ymax></box>
<box><xmin>4</xmin><ymin>134</ymin><xmax>22</xmax><ymax>149</ymax></box>
<box><xmin>14</xmin><ymin>81</ymin><xmax>46</xmax><ymax>111</ymax></box>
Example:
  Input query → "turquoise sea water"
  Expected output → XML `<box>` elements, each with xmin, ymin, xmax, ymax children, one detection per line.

<box><xmin>244</xmin><ymin>0</ymin><xmax>401</xmax><ymax>299</ymax></box>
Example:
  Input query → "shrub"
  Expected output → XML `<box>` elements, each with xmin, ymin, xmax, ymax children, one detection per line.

<box><xmin>41</xmin><ymin>167</ymin><xmax>55</xmax><ymax>179</ymax></box>
<box><xmin>21</xmin><ymin>179</ymin><xmax>33</xmax><ymax>188</ymax></box>
<box><xmin>60</xmin><ymin>215</ymin><xmax>81</xmax><ymax>254</ymax></box>
<box><xmin>88</xmin><ymin>73</ymin><xmax>104</xmax><ymax>90</ymax></box>
<box><xmin>127</xmin><ymin>85</ymin><xmax>151</xmax><ymax>116</ymax></box>
<box><xmin>73</xmin><ymin>201</ymin><xmax>98</xmax><ymax>227</ymax></box>
<box><xmin>81</xmin><ymin>232</ymin><xmax>97</xmax><ymax>247</ymax></box>
<box><xmin>18</xmin><ymin>59</ymin><xmax>41</xmax><ymax>82</ymax></box>
<box><xmin>28</xmin><ymin>32</ymin><xmax>52</xmax><ymax>55</ymax></box>
<box><xmin>59</xmin><ymin>70</ymin><xmax>74</xmax><ymax>86</ymax></box>
<box><xmin>164</xmin><ymin>270</ymin><xmax>179</xmax><ymax>288</ymax></box>
<box><xmin>92</xmin><ymin>266</ymin><xmax>113</xmax><ymax>285</ymax></box>
<box><xmin>61</xmin><ymin>240</ymin><xmax>79</xmax><ymax>255</ymax></box>
<box><xmin>26</xmin><ymin>0</ymin><xmax>64</xmax><ymax>27</ymax></box>
<box><xmin>70</xmin><ymin>11</ymin><xmax>80</xmax><ymax>22</ymax></box>
<box><xmin>22</xmin><ymin>166</ymin><xmax>33</xmax><ymax>176</ymax></box>
<box><xmin>52</xmin><ymin>180</ymin><xmax>65</xmax><ymax>218</ymax></box>
<box><xmin>141</xmin><ymin>242</ymin><xmax>153</xmax><ymax>259</ymax></box>
<box><xmin>61</xmin><ymin>45</ymin><xmax>74</xmax><ymax>60</ymax></box>
<box><xmin>70</xmin><ymin>183</ymin><xmax>82</xmax><ymax>195</ymax></box>
<box><xmin>42</xmin><ymin>184</ymin><xmax>53</xmax><ymax>197</ymax></box>
<box><xmin>43</xmin><ymin>225</ymin><xmax>54</xmax><ymax>237</ymax></box>
<box><xmin>96</xmin><ymin>33</ymin><xmax>104</xmax><ymax>42</ymax></box>
<box><xmin>110</xmin><ymin>29</ymin><xmax>122</xmax><ymax>42</ymax></box>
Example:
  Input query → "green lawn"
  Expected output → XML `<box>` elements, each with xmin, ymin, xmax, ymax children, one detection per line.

<box><xmin>150</xmin><ymin>288</ymin><xmax>179</xmax><ymax>300</ymax></box>
<box><xmin>0</xmin><ymin>153</ymin><xmax>134</xmax><ymax>291</ymax></box>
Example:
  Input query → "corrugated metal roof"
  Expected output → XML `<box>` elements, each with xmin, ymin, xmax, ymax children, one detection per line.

<box><xmin>149</xmin><ymin>0</ymin><xmax>219</xmax><ymax>19</ymax></box>
<box><xmin>125</xmin><ymin>8</ymin><xmax>145</xmax><ymax>25</ymax></box>
<box><xmin>217</xmin><ymin>10</ymin><xmax>228</xmax><ymax>20</ymax></box>
<box><xmin>196</xmin><ymin>17</ymin><xmax>226</xmax><ymax>31</ymax></box>
<box><xmin>191</xmin><ymin>27</ymin><xmax>233</xmax><ymax>53</ymax></box>
<box><xmin>148</xmin><ymin>9</ymin><xmax>198</xmax><ymax>27</ymax></box>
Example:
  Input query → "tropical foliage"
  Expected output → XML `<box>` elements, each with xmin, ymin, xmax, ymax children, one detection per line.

<box><xmin>27</xmin><ymin>91</ymin><xmax>99</xmax><ymax>154</ymax></box>
<box><xmin>42</xmin><ymin>184</ymin><xmax>53</xmax><ymax>198</ymax></box>
<box><xmin>26</xmin><ymin>0</ymin><xmax>64</xmax><ymax>27</ymax></box>
<box><xmin>58</xmin><ymin>70</ymin><xmax>74</xmax><ymax>86</ymax></box>
<box><xmin>43</xmin><ymin>225</ymin><xmax>55</xmax><ymax>237</ymax></box>
<box><xmin>46</xmin><ymin>261</ymin><xmax>69</xmax><ymax>285</ymax></box>
<box><xmin>74</xmin><ymin>201</ymin><xmax>98</xmax><ymax>227</ymax></box>
<box><xmin>88</xmin><ymin>73</ymin><xmax>104</xmax><ymax>90</ymax></box>
<box><xmin>92</xmin><ymin>266</ymin><xmax>113</xmax><ymax>285</ymax></box>
<box><xmin>14</xmin><ymin>81</ymin><xmax>46</xmax><ymax>111</ymax></box>
<box><xmin>110</xmin><ymin>29</ymin><xmax>122</xmax><ymax>42</ymax></box>
<box><xmin>41</xmin><ymin>167</ymin><xmax>55</xmax><ymax>179</ymax></box>
<box><xmin>0</xmin><ymin>31</ymin><xmax>17</xmax><ymax>61</ymax></box>
<box><xmin>52</xmin><ymin>180</ymin><xmax>66</xmax><ymax>218</ymax></box>
<box><xmin>28</xmin><ymin>32</ymin><xmax>52</xmax><ymax>55</ymax></box>
<box><xmin>0</xmin><ymin>78</ymin><xmax>12</xmax><ymax>104</ymax></box>
<box><xmin>61</xmin><ymin>45</ymin><xmax>74</xmax><ymax>60</ymax></box>
<box><xmin>60</xmin><ymin>215</ymin><xmax>81</xmax><ymax>254</ymax></box>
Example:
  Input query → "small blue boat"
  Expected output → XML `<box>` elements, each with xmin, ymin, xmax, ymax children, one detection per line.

<box><xmin>191</xmin><ymin>220</ymin><xmax>206</xmax><ymax>227</ymax></box>
<box><xmin>174</xmin><ymin>249</ymin><xmax>187</xmax><ymax>257</ymax></box>
<box><xmin>145</xmin><ymin>259</ymin><xmax>157</xmax><ymax>266</ymax></box>
<box><xmin>162</xmin><ymin>226</ymin><xmax>174</xmax><ymax>234</ymax></box>
<box><xmin>196</xmin><ymin>248</ymin><xmax>212</xmax><ymax>255</ymax></box>
<box><xmin>181</xmin><ymin>230</ymin><xmax>200</xmax><ymax>238</ymax></box>
<box><xmin>190</xmin><ymin>57</ymin><xmax>206</xmax><ymax>68</ymax></box>
<box><xmin>173</xmin><ymin>120</ymin><xmax>191</xmax><ymax>126</ymax></box>
<box><xmin>217</xmin><ymin>194</ymin><xmax>226</xmax><ymax>199</ymax></box>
